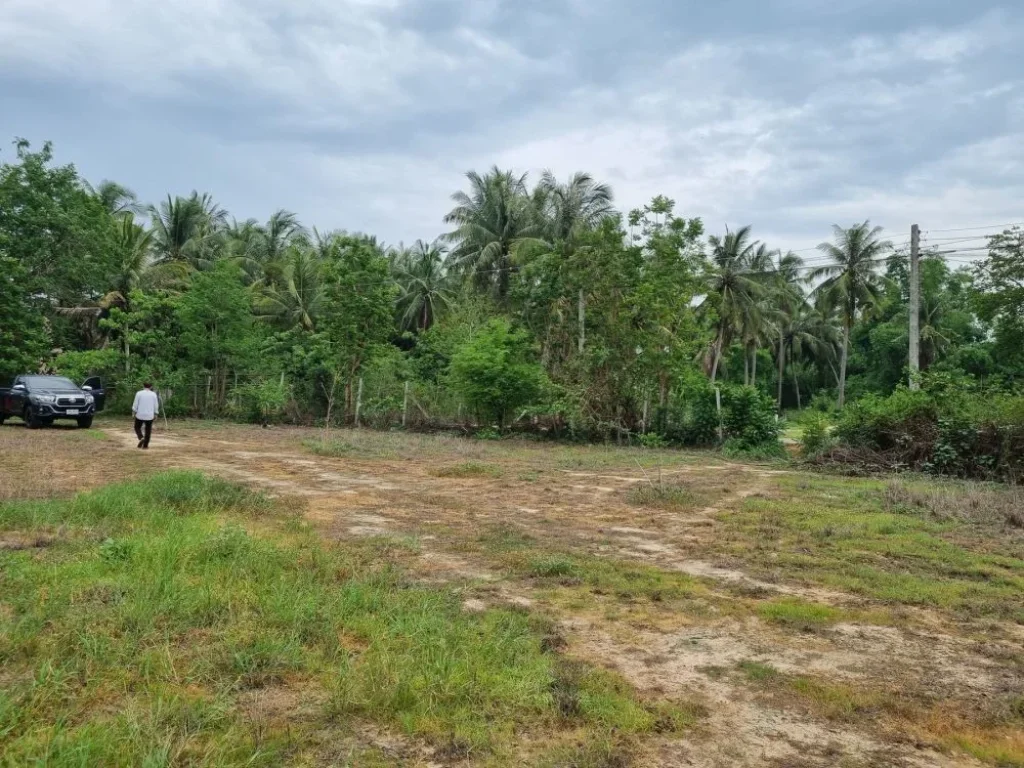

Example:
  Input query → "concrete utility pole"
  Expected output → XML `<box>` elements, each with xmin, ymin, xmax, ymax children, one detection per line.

<box><xmin>578</xmin><ymin>289</ymin><xmax>586</xmax><ymax>354</ymax></box>
<box><xmin>909</xmin><ymin>224</ymin><xmax>921</xmax><ymax>390</ymax></box>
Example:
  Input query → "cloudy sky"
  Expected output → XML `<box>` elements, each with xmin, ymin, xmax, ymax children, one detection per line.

<box><xmin>1</xmin><ymin>0</ymin><xmax>1021</xmax><ymax>252</ymax></box>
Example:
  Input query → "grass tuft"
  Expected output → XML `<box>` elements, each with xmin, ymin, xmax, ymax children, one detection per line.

<box><xmin>628</xmin><ymin>481</ymin><xmax>697</xmax><ymax>510</ymax></box>
<box><xmin>432</xmin><ymin>461</ymin><xmax>504</xmax><ymax>479</ymax></box>
<box><xmin>757</xmin><ymin>598</ymin><xmax>845</xmax><ymax>630</ymax></box>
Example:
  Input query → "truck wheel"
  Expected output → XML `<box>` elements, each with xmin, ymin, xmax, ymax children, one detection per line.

<box><xmin>23</xmin><ymin>407</ymin><xmax>40</xmax><ymax>429</ymax></box>
<box><xmin>77</xmin><ymin>416</ymin><xmax>94</xmax><ymax>429</ymax></box>
<box><xmin>0</xmin><ymin>414</ymin><xmax>6</xmax><ymax>426</ymax></box>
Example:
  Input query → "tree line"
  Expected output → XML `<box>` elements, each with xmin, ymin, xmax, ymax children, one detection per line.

<box><xmin>2</xmin><ymin>139</ymin><xmax>1022</xmax><ymax>448</ymax></box>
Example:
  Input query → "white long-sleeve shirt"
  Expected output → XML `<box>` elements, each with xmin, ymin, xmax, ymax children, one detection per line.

<box><xmin>132</xmin><ymin>389</ymin><xmax>160</xmax><ymax>420</ymax></box>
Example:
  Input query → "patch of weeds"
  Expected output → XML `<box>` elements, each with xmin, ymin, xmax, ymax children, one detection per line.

<box><xmin>738</xmin><ymin>661</ymin><xmax>889</xmax><ymax>722</ymax></box>
<box><xmin>646</xmin><ymin>699</ymin><xmax>706</xmax><ymax>733</ymax></box>
<box><xmin>536</xmin><ymin>736</ymin><xmax>635</xmax><ymax>768</ymax></box>
<box><xmin>480</xmin><ymin>524</ymin><xmax>536</xmax><ymax>554</ymax></box>
<box><xmin>720</xmin><ymin>483</ymin><xmax>1024</xmax><ymax>619</ymax></box>
<box><xmin>738</xmin><ymin>660</ymin><xmax>781</xmax><ymax>683</ymax></box>
<box><xmin>757</xmin><ymin>598</ymin><xmax>845</xmax><ymax>630</ymax></box>
<box><xmin>530</xmin><ymin>555</ymin><xmax>580</xmax><ymax>580</ymax></box>
<box><xmin>946</xmin><ymin>731</ymin><xmax>1024</xmax><ymax>767</ymax></box>
<box><xmin>432</xmin><ymin>461</ymin><xmax>504</xmax><ymax>479</ymax></box>
<box><xmin>628</xmin><ymin>481</ymin><xmax>697</xmax><ymax>511</ymax></box>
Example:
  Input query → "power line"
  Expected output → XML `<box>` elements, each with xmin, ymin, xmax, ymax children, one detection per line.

<box><xmin>926</xmin><ymin>222</ymin><xmax>1022</xmax><ymax>234</ymax></box>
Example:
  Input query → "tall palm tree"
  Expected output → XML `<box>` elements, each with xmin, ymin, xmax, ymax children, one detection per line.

<box><xmin>228</xmin><ymin>210</ymin><xmax>307</xmax><ymax>285</ymax></box>
<box><xmin>811</xmin><ymin>222</ymin><xmax>891</xmax><ymax>408</ymax></box>
<box><xmin>702</xmin><ymin>226</ymin><xmax>766</xmax><ymax>382</ymax></box>
<box><xmin>771</xmin><ymin>251</ymin><xmax>808</xmax><ymax>408</ymax></box>
<box><xmin>149</xmin><ymin>192</ymin><xmax>228</xmax><ymax>270</ymax></box>
<box><xmin>780</xmin><ymin>302</ymin><xmax>840</xmax><ymax>409</ymax></box>
<box><xmin>537</xmin><ymin>171</ymin><xmax>614</xmax><ymax>242</ymax></box>
<box><xmin>92</xmin><ymin>180</ymin><xmax>143</xmax><ymax>217</ymax></box>
<box><xmin>535</xmin><ymin>170</ymin><xmax>615</xmax><ymax>353</ymax></box>
<box><xmin>443</xmin><ymin>167</ymin><xmax>545</xmax><ymax>302</ymax></box>
<box><xmin>253</xmin><ymin>245</ymin><xmax>325</xmax><ymax>332</ymax></box>
<box><xmin>392</xmin><ymin>239</ymin><xmax>453</xmax><ymax>332</ymax></box>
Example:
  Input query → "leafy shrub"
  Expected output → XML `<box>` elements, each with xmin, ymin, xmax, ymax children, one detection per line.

<box><xmin>722</xmin><ymin>386</ymin><xmax>781</xmax><ymax>451</ymax></box>
<box><xmin>667</xmin><ymin>383</ymin><xmax>781</xmax><ymax>451</ymax></box>
<box><xmin>809</xmin><ymin>391</ymin><xmax>838</xmax><ymax>414</ymax></box>
<box><xmin>449</xmin><ymin>319</ymin><xmax>550</xmax><ymax>430</ymax></box>
<box><xmin>637</xmin><ymin>432</ymin><xmax>668</xmax><ymax>449</ymax></box>
<box><xmin>233</xmin><ymin>378</ymin><xmax>289</xmax><ymax>424</ymax></box>
<box><xmin>834</xmin><ymin>377</ymin><xmax>1024</xmax><ymax>482</ymax></box>
<box><xmin>800</xmin><ymin>413</ymin><xmax>833</xmax><ymax>458</ymax></box>
<box><xmin>52</xmin><ymin>348</ymin><xmax>123</xmax><ymax>386</ymax></box>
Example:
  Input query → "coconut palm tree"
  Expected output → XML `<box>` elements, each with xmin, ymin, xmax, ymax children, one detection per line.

<box><xmin>702</xmin><ymin>226</ymin><xmax>767</xmax><ymax>382</ymax></box>
<box><xmin>392</xmin><ymin>239</ymin><xmax>453</xmax><ymax>332</ymax></box>
<box><xmin>149</xmin><ymin>192</ymin><xmax>228</xmax><ymax>270</ymax></box>
<box><xmin>444</xmin><ymin>167</ymin><xmax>546</xmax><ymax>302</ymax></box>
<box><xmin>771</xmin><ymin>251</ymin><xmax>808</xmax><ymax>408</ymax></box>
<box><xmin>92</xmin><ymin>180</ymin><xmax>143</xmax><ymax>217</ymax></box>
<box><xmin>534</xmin><ymin>170</ymin><xmax>615</xmax><ymax>353</ymax></box>
<box><xmin>811</xmin><ymin>222</ymin><xmax>892</xmax><ymax>408</ymax></box>
<box><xmin>537</xmin><ymin>171</ymin><xmax>615</xmax><ymax>242</ymax></box>
<box><xmin>253</xmin><ymin>245</ymin><xmax>325</xmax><ymax>332</ymax></box>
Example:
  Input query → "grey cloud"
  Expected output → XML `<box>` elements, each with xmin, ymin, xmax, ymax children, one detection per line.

<box><xmin>0</xmin><ymin>0</ymin><xmax>1021</xmax><ymax>248</ymax></box>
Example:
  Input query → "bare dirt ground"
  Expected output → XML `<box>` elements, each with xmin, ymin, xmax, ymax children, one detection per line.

<box><xmin>3</xmin><ymin>418</ymin><xmax>1022</xmax><ymax>767</ymax></box>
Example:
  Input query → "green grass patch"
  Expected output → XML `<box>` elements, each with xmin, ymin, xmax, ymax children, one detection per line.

<box><xmin>757</xmin><ymin>598</ymin><xmax>845</xmax><ymax>630</ymax></box>
<box><xmin>719</xmin><ymin>476</ymin><xmax>1024</xmax><ymax>620</ymax></box>
<box><xmin>738</xmin><ymin>660</ymin><xmax>781</xmax><ymax>683</ymax></box>
<box><xmin>480</xmin><ymin>528</ymin><xmax>703</xmax><ymax>603</ymax></box>
<box><xmin>0</xmin><ymin>472</ymin><xmax>688</xmax><ymax>764</ymax></box>
<box><xmin>432</xmin><ymin>461</ymin><xmax>504</xmax><ymax>479</ymax></box>
<box><xmin>737</xmin><ymin>660</ymin><xmax>889</xmax><ymax>721</ymax></box>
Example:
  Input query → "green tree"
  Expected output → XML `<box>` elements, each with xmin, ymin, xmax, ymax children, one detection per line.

<box><xmin>975</xmin><ymin>227</ymin><xmax>1024</xmax><ymax>372</ymax></box>
<box><xmin>150</xmin><ymin>192</ymin><xmax>227</xmax><ymax>270</ymax></box>
<box><xmin>0</xmin><ymin>139</ymin><xmax>118</xmax><ymax>306</ymax></box>
<box><xmin>320</xmin><ymin>236</ymin><xmax>398</xmax><ymax>418</ymax></box>
<box><xmin>449</xmin><ymin>318</ymin><xmax>549</xmax><ymax>429</ymax></box>
<box><xmin>811</xmin><ymin>222</ymin><xmax>891</xmax><ymax>408</ymax></box>
<box><xmin>254</xmin><ymin>245</ymin><xmax>325</xmax><ymax>332</ymax></box>
<box><xmin>444</xmin><ymin>167</ymin><xmax>545</xmax><ymax>303</ymax></box>
<box><xmin>702</xmin><ymin>226</ymin><xmax>767</xmax><ymax>382</ymax></box>
<box><xmin>177</xmin><ymin>261</ymin><xmax>256</xmax><ymax>410</ymax></box>
<box><xmin>392</xmin><ymin>239</ymin><xmax>453</xmax><ymax>332</ymax></box>
<box><xmin>92</xmin><ymin>180</ymin><xmax>142</xmax><ymax>217</ymax></box>
<box><xmin>0</xmin><ymin>257</ymin><xmax>49</xmax><ymax>381</ymax></box>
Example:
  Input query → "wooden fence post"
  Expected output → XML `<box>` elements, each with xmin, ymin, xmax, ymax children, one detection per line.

<box><xmin>402</xmin><ymin>381</ymin><xmax>409</xmax><ymax>427</ymax></box>
<box><xmin>354</xmin><ymin>377</ymin><xmax>364</xmax><ymax>427</ymax></box>
<box><xmin>715</xmin><ymin>386</ymin><xmax>723</xmax><ymax>445</ymax></box>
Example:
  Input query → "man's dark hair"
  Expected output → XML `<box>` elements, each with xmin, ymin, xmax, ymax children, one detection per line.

<box><xmin>143</xmin><ymin>382</ymin><xmax>153</xmax><ymax>389</ymax></box>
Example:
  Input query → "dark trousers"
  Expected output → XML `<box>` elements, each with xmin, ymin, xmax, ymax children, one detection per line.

<box><xmin>134</xmin><ymin>418</ymin><xmax>153</xmax><ymax>447</ymax></box>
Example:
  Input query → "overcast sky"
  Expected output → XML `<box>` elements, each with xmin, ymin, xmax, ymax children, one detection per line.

<box><xmin>1</xmin><ymin>0</ymin><xmax>1021</xmax><ymax>253</ymax></box>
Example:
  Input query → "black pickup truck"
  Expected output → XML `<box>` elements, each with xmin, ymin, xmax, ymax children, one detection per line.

<box><xmin>0</xmin><ymin>375</ymin><xmax>106</xmax><ymax>429</ymax></box>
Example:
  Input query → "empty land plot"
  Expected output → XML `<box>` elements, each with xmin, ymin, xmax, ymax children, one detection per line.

<box><xmin>1</xmin><ymin>418</ymin><xmax>1022</xmax><ymax>767</ymax></box>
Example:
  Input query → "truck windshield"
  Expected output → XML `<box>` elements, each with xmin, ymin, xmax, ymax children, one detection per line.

<box><xmin>21</xmin><ymin>377</ymin><xmax>79</xmax><ymax>389</ymax></box>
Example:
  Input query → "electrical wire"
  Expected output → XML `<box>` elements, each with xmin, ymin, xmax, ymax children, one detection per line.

<box><xmin>926</xmin><ymin>222</ymin><xmax>1022</xmax><ymax>234</ymax></box>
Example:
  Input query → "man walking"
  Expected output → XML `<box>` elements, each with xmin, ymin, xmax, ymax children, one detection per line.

<box><xmin>132</xmin><ymin>382</ymin><xmax>159</xmax><ymax>449</ymax></box>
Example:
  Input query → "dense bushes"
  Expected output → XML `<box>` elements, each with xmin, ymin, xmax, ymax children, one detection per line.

<box><xmin>833</xmin><ymin>377</ymin><xmax>1024</xmax><ymax>482</ymax></box>
<box><xmin>663</xmin><ymin>383</ymin><xmax>781</xmax><ymax>453</ymax></box>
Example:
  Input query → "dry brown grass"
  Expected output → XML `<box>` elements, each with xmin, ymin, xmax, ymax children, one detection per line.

<box><xmin>883</xmin><ymin>479</ymin><xmax>1024</xmax><ymax>530</ymax></box>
